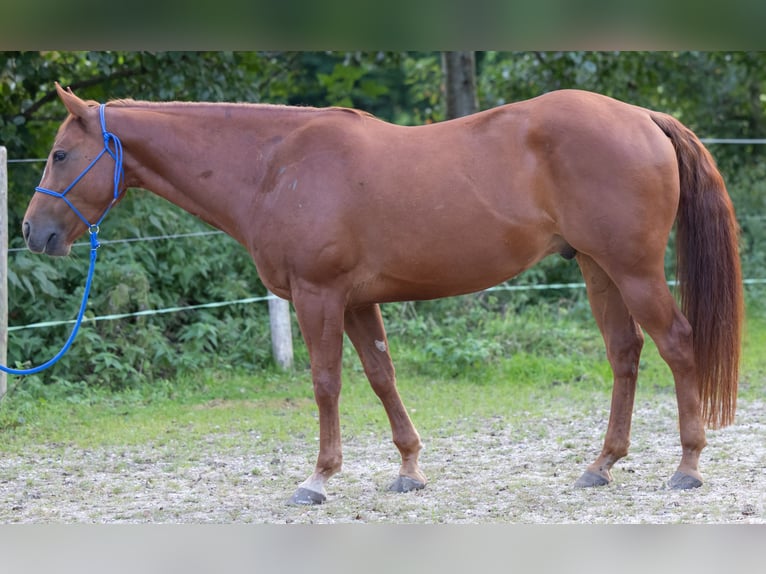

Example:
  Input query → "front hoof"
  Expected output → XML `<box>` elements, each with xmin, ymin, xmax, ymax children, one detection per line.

<box><xmin>574</xmin><ymin>470</ymin><xmax>611</xmax><ymax>488</ymax></box>
<box><xmin>388</xmin><ymin>475</ymin><xmax>426</xmax><ymax>493</ymax></box>
<box><xmin>287</xmin><ymin>487</ymin><xmax>327</xmax><ymax>505</ymax></box>
<box><xmin>668</xmin><ymin>471</ymin><xmax>703</xmax><ymax>490</ymax></box>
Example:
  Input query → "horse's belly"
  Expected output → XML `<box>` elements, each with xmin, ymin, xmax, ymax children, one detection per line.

<box><xmin>353</xmin><ymin>237</ymin><xmax>551</xmax><ymax>304</ymax></box>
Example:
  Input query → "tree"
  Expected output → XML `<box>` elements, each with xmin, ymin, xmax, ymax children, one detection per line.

<box><xmin>442</xmin><ymin>51</ymin><xmax>478</xmax><ymax>119</ymax></box>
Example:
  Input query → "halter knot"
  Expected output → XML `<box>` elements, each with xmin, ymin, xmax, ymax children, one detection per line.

<box><xmin>89</xmin><ymin>225</ymin><xmax>101</xmax><ymax>249</ymax></box>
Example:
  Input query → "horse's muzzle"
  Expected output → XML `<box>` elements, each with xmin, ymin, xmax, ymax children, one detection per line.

<box><xmin>23</xmin><ymin>219</ymin><xmax>70</xmax><ymax>256</ymax></box>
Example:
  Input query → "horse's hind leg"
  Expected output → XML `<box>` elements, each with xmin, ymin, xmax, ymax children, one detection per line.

<box><xmin>345</xmin><ymin>304</ymin><xmax>427</xmax><ymax>493</ymax></box>
<box><xmin>575</xmin><ymin>254</ymin><xmax>645</xmax><ymax>487</ymax></box>
<box><xmin>614</xmin><ymin>272</ymin><xmax>705</xmax><ymax>489</ymax></box>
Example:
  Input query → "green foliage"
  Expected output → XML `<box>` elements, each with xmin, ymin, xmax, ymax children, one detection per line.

<box><xmin>401</xmin><ymin>53</ymin><xmax>444</xmax><ymax>124</ymax></box>
<box><xmin>726</xmin><ymin>158</ymin><xmax>766</xmax><ymax>281</ymax></box>
<box><xmin>477</xmin><ymin>51</ymin><xmax>766</xmax><ymax>172</ymax></box>
<box><xmin>380</xmin><ymin>290</ymin><xmax>597</xmax><ymax>382</ymax></box>
<box><xmin>5</xmin><ymin>190</ymin><xmax>273</xmax><ymax>389</ymax></box>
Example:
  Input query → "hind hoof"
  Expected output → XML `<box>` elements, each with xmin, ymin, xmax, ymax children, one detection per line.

<box><xmin>668</xmin><ymin>471</ymin><xmax>703</xmax><ymax>490</ymax></box>
<box><xmin>287</xmin><ymin>487</ymin><xmax>327</xmax><ymax>505</ymax></box>
<box><xmin>574</xmin><ymin>470</ymin><xmax>611</xmax><ymax>488</ymax></box>
<box><xmin>388</xmin><ymin>475</ymin><xmax>426</xmax><ymax>493</ymax></box>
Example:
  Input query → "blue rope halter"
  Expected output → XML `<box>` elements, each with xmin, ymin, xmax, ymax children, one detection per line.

<box><xmin>0</xmin><ymin>103</ymin><xmax>123</xmax><ymax>376</ymax></box>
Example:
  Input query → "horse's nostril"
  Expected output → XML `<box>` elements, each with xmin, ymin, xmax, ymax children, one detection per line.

<box><xmin>23</xmin><ymin>221</ymin><xmax>31</xmax><ymax>242</ymax></box>
<box><xmin>46</xmin><ymin>233</ymin><xmax>57</xmax><ymax>253</ymax></box>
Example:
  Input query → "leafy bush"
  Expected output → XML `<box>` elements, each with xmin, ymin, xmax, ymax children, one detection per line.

<box><xmin>5</xmin><ymin>190</ymin><xmax>274</xmax><ymax>390</ymax></box>
<box><xmin>3</xmin><ymin>52</ymin><xmax>765</xmax><ymax>394</ymax></box>
<box><xmin>381</xmin><ymin>287</ymin><xmax>595</xmax><ymax>381</ymax></box>
<box><xmin>725</xmin><ymin>158</ymin><xmax>766</xmax><ymax>281</ymax></box>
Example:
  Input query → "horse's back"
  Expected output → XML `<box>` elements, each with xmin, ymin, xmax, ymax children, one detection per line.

<box><xmin>258</xmin><ymin>90</ymin><xmax>682</xmax><ymax>302</ymax></box>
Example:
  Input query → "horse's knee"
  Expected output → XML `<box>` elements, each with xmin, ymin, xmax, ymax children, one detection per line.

<box><xmin>312</xmin><ymin>372</ymin><xmax>341</xmax><ymax>402</ymax></box>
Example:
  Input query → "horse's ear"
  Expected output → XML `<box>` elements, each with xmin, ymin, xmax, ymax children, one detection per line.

<box><xmin>55</xmin><ymin>81</ymin><xmax>89</xmax><ymax>119</ymax></box>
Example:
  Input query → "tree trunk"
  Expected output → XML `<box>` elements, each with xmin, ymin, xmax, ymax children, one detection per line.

<box><xmin>442</xmin><ymin>52</ymin><xmax>478</xmax><ymax>119</ymax></box>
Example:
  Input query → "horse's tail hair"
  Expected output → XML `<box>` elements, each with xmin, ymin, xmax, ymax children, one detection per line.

<box><xmin>650</xmin><ymin>111</ymin><xmax>744</xmax><ymax>428</ymax></box>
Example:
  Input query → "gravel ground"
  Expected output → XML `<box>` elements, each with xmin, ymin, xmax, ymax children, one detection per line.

<box><xmin>1</xmin><ymin>396</ymin><xmax>764</xmax><ymax>524</ymax></box>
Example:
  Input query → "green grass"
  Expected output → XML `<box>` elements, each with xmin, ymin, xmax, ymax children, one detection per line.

<box><xmin>741</xmin><ymin>304</ymin><xmax>766</xmax><ymax>399</ymax></box>
<box><xmin>1</xmin><ymin>296</ymin><xmax>764</xmax><ymax>454</ymax></box>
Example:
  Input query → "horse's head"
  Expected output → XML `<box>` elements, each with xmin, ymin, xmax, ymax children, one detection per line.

<box><xmin>23</xmin><ymin>83</ymin><xmax>124</xmax><ymax>256</ymax></box>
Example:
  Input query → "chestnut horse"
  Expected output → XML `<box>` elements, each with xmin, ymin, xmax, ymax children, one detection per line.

<box><xmin>23</xmin><ymin>83</ymin><xmax>743</xmax><ymax>504</ymax></box>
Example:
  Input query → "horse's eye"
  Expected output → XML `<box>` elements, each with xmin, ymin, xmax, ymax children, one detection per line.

<box><xmin>53</xmin><ymin>150</ymin><xmax>67</xmax><ymax>162</ymax></box>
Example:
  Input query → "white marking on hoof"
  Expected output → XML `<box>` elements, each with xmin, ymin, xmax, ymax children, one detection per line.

<box><xmin>299</xmin><ymin>475</ymin><xmax>327</xmax><ymax>498</ymax></box>
<box><xmin>375</xmin><ymin>339</ymin><xmax>387</xmax><ymax>352</ymax></box>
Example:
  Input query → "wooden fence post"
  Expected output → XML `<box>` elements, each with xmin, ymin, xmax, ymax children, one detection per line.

<box><xmin>267</xmin><ymin>291</ymin><xmax>293</xmax><ymax>370</ymax></box>
<box><xmin>1</xmin><ymin>147</ymin><xmax>8</xmax><ymax>397</ymax></box>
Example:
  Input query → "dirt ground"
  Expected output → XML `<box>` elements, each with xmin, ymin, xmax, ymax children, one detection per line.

<box><xmin>1</xmin><ymin>395</ymin><xmax>764</xmax><ymax>524</ymax></box>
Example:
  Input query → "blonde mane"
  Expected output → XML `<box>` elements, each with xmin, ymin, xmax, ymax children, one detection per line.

<box><xmin>107</xmin><ymin>97</ymin><xmax>374</xmax><ymax>119</ymax></box>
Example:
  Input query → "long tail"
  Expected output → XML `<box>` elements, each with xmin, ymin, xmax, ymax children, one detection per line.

<box><xmin>650</xmin><ymin>112</ymin><xmax>744</xmax><ymax>428</ymax></box>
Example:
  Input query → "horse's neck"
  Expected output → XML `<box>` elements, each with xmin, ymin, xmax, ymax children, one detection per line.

<box><xmin>113</xmin><ymin>103</ymin><xmax>303</xmax><ymax>242</ymax></box>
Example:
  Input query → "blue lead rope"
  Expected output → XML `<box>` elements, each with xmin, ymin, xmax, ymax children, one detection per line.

<box><xmin>0</xmin><ymin>103</ymin><xmax>122</xmax><ymax>376</ymax></box>
<box><xmin>0</xmin><ymin>231</ymin><xmax>100</xmax><ymax>375</ymax></box>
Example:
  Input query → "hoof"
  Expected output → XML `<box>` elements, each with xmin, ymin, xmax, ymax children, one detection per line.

<box><xmin>388</xmin><ymin>475</ymin><xmax>426</xmax><ymax>493</ymax></box>
<box><xmin>287</xmin><ymin>487</ymin><xmax>327</xmax><ymax>506</ymax></box>
<box><xmin>668</xmin><ymin>471</ymin><xmax>703</xmax><ymax>490</ymax></box>
<box><xmin>574</xmin><ymin>470</ymin><xmax>611</xmax><ymax>488</ymax></box>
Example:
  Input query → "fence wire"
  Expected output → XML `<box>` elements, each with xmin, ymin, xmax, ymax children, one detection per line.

<box><xmin>5</xmin><ymin>279</ymin><xmax>765</xmax><ymax>332</ymax></box>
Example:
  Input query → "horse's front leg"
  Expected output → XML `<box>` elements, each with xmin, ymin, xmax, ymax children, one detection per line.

<box><xmin>287</xmin><ymin>290</ymin><xmax>346</xmax><ymax>505</ymax></box>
